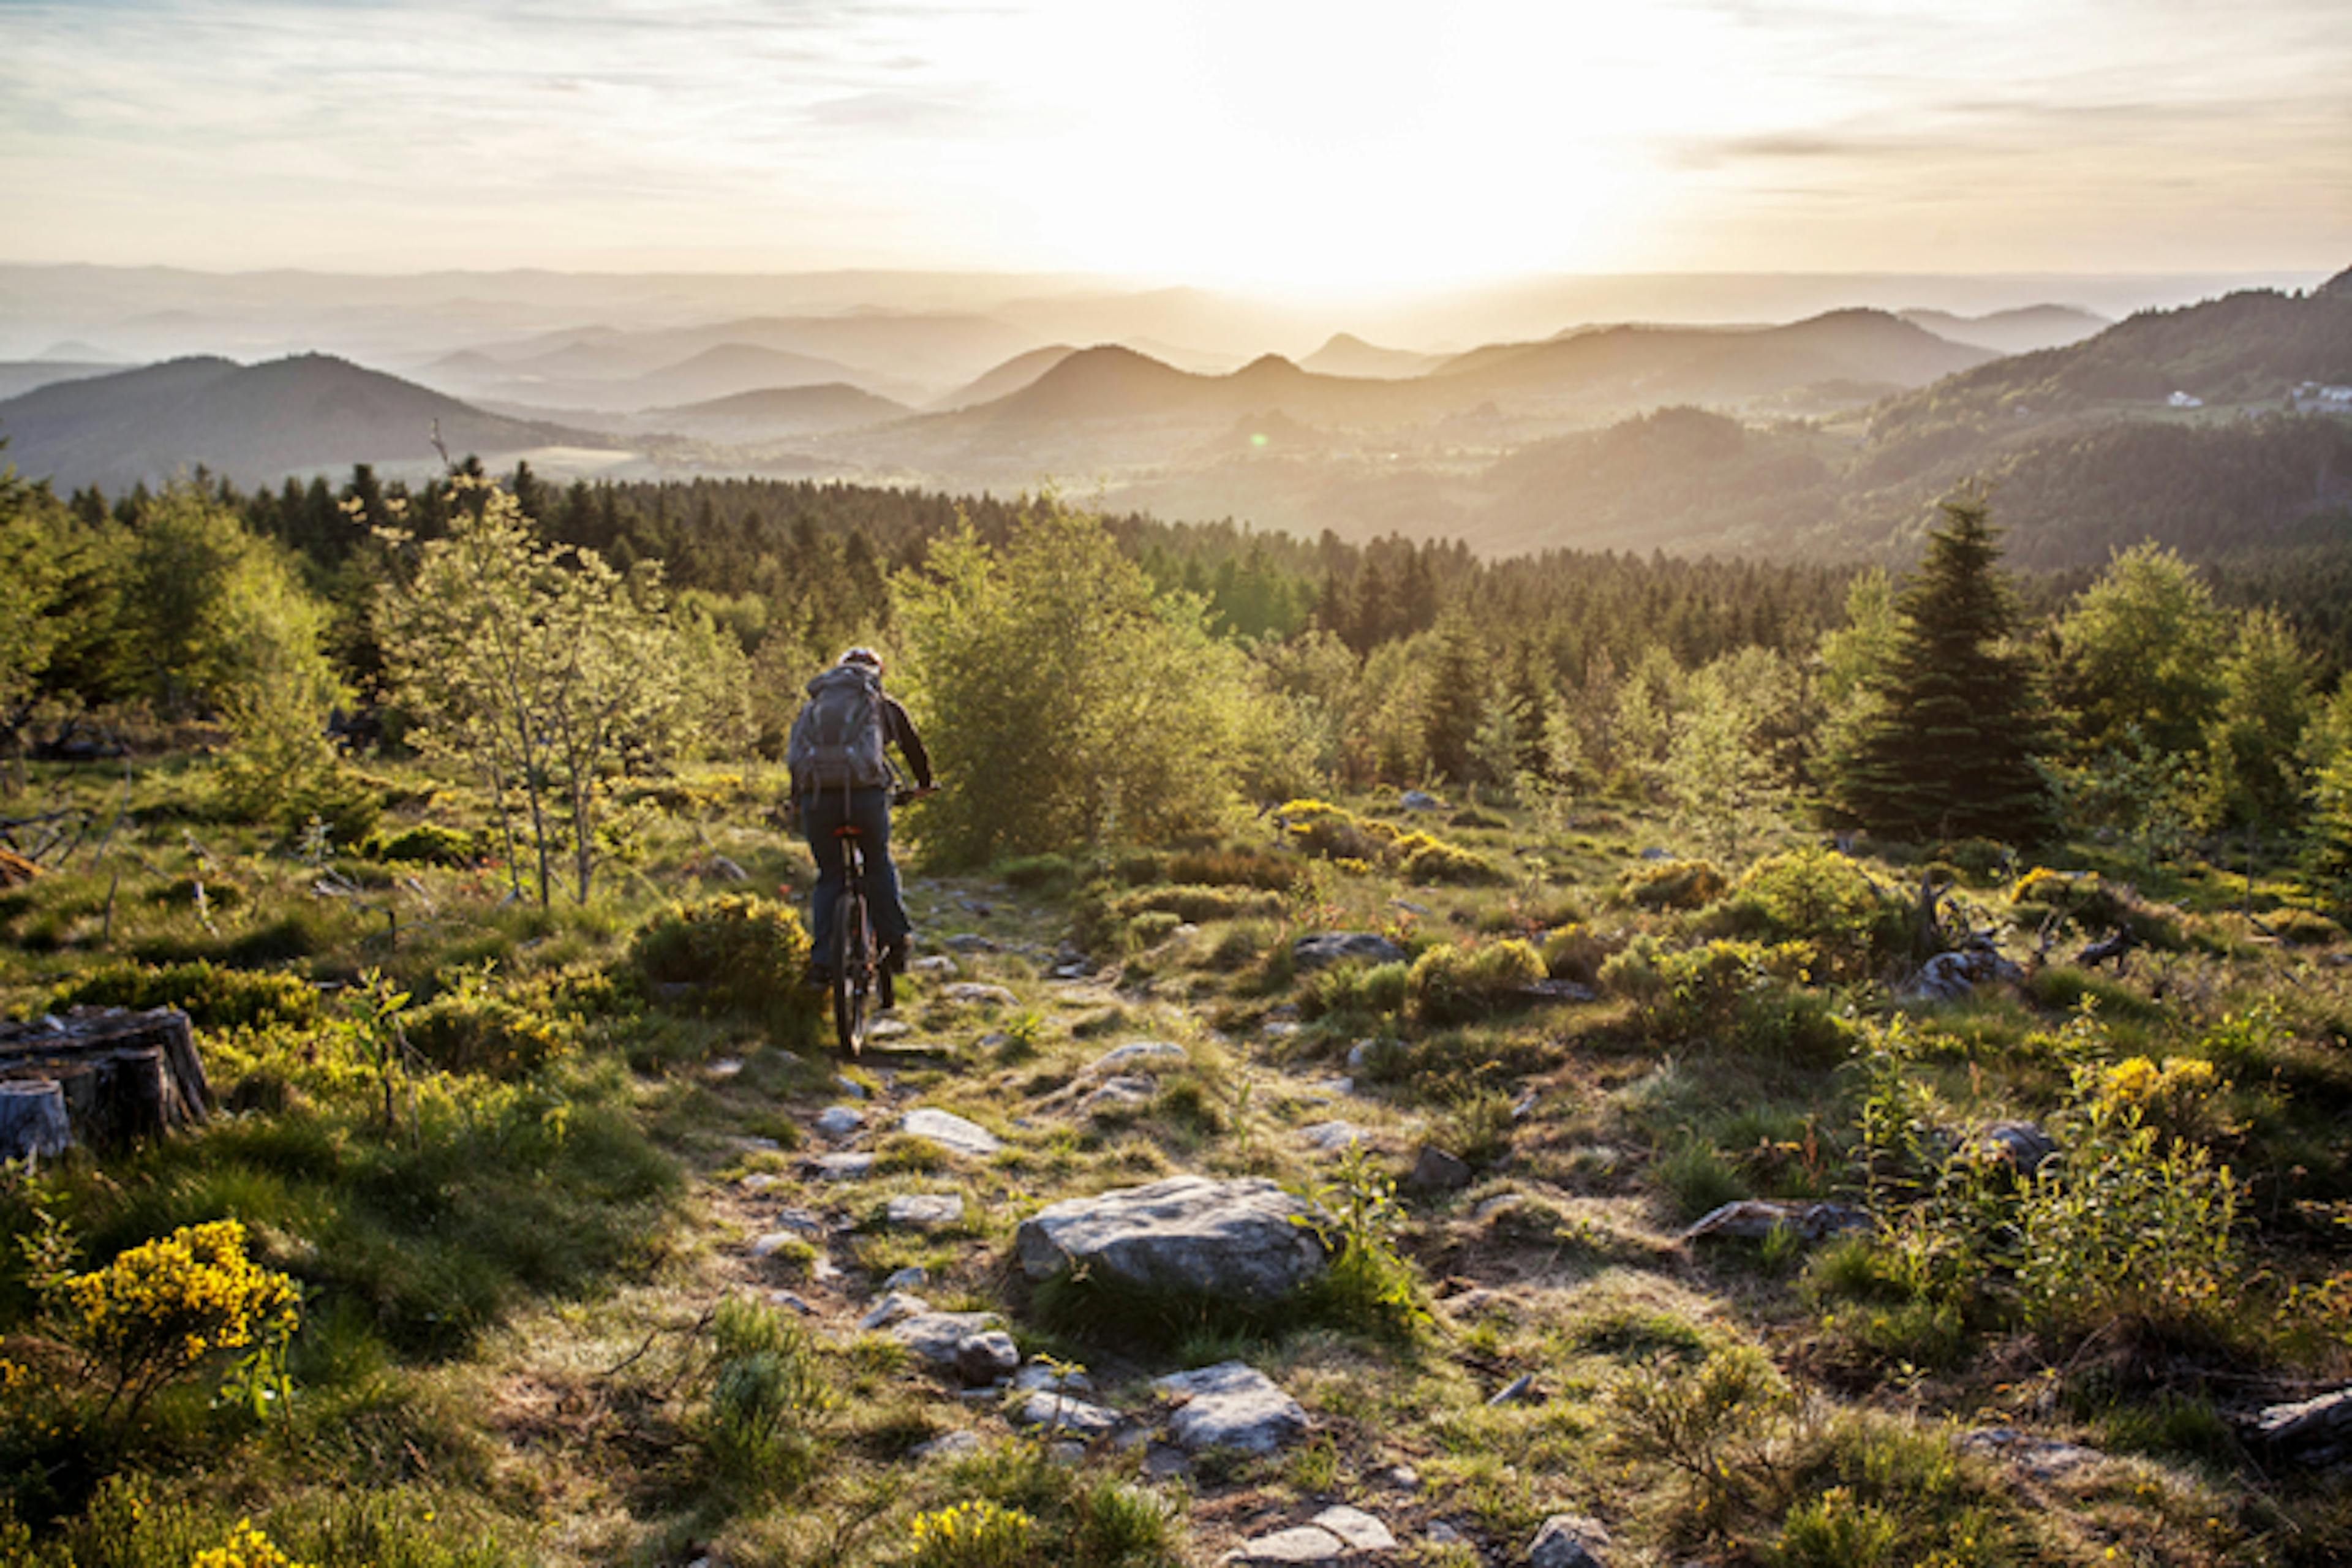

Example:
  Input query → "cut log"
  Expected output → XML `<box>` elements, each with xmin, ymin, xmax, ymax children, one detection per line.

<box><xmin>0</xmin><ymin>1079</ymin><xmax>72</xmax><ymax>1160</ymax></box>
<box><xmin>0</xmin><ymin>1007</ymin><xmax>211</xmax><ymax>1150</ymax></box>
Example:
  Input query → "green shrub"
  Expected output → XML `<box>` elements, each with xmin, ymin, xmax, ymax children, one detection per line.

<box><xmin>1273</xmin><ymin>799</ymin><xmax>1502</xmax><ymax>884</ymax></box>
<box><xmin>1708</xmin><ymin>847</ymin><xmax>1904</xmax><ymax>976</ymax></box>
<box><xmin>2009</xmin><ymin>868</ymin><xmax>2181</xmax><ymax>947</ymax></box>
<box><xmin>696</xmin><ymin>1296</ymin><xmax>830</xmax><ymax>1499</ymax></box>
<box><xmin>145</xmin><ymin>875</ymin><xmax>248</xmax><ymax>910</ymax></box>
<box><xmin>1771</xmin><ymin>1487</ymin><xmax>1901</xmax><ymax>1568</ymax></box>
<box><xmin>361</xmin><ymin>824</ymin><xmax>478</xmax><ymax>865</ymax></box>
<box><xmin>50</xmin><ymin>960</ymin><xmax>318</xmax><ymax>1031</ymax></box>
<box><xmin>1539</xmin><ymin>922</ymin><xmax>1619</xmax><ymax>984</ymax></box>
<box><xmin>628</xmin><ymin>894</ymin><xmax>813</xmax><ymax>1029</ymax></box>
<box><xmin>1302</xmin><ymin>960</ymin><xmax>1410</xmax><ymax>1022</ymax></box>
<box><xmin>2269</xmin><ymin>907</ymin><xmax>2343</xmax><ymax>946</ymax></box>
<box><xmin>1618</xmin><ymin>858</ymin><xmax>1728</xmax><ymax>910</ymax></box>
<box><xmin>1406</xmin><ymin>940</ymin><xmax>1546</xmax><ymax>1025</ymax></box>
<box><xmin>997</xmin><ymin>853</ymin><xmax>1079</xmax><ymax>891</ymax></box>
<box><xmin>1164</xmin><ymin>847</ymin><xmax>1303</xmax><ymax>890</ymax></box>
<box><xmin>402</xmin><ymin>991</ymin><xmax>573</xmax><ymax>1078</ymax></box>
<box><xmin>1396</xmin><ymin>834</ymin><xmax>1505</xmax><ymax>886</ymax></box>
<box><xmin>1605</xmin><ymin>1343</ymin><xmax>1792</xmax><ymax>1510</ymax></box>
<box><xmin>1111</xmin><ymin>884</ymin><xmax>1286</xmax><ymax>924</ymax></box>
<box><xmin>1931</xmin><ymin>837</ymin><xmax>2013</xmax><ymax>884</ymax></box>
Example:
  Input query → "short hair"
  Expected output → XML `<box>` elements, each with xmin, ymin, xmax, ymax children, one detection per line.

<box><xmin>839</xmin><ymin>646</ymin><xmax>883</xmax><ymax>671</ymax></box>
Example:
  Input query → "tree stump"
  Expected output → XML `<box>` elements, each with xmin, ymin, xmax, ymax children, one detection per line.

<box><xmin>0</xmin><ymin>1007</ymin><xmax>212</xmax><ymax>1154</ymax></box>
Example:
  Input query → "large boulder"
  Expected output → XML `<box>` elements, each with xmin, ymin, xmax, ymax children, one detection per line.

<box><xmin>1528</xmin><ymin>1513</ymin><xmax>1611</xmax><ymax>1568</ymax></box>
<box><xmin>1014</xmin><ymin>1175</ymin><xmax>1330</xmax><ymax>1302</ymax></box>
<box><xmin>1155</xmin><ymin>1361</ymin><xmax>1310</xmax><ymax>1454</ymax></box>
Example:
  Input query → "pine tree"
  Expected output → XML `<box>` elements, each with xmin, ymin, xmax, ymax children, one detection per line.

<box><xmin>1836</xmin><ymin>495</ymin><xmax>2056</xmax><ymax>843</ymax></box>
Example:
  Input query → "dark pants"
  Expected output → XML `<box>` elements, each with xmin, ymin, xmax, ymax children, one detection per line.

<box><xmin>804</xmin><ymin>785</ymin><xmax>910</xmax><ymax>963</ymax></box>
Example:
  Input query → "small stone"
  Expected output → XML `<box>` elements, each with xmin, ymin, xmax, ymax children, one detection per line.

<box><xmin>1313</xmin><ymin>1505</ymin><xmax>1396</xmax><ymax>1551</ymax></box>
<box><xmin>1511</xmin><ymin>1090</ymin><xmax>1539</xmax><ymax>1120</ymax></box>
<box><xmin>810</xmin><ymin>1152</ymin><xmax>875</xmax><ymax>1181</ymax></box>
<box><xmin>1298</xmin><ymin>1120</ymin><xmax>1368</xmax><ymax>1153</ymax></box>
<box><xmin>1142</xmin><ymin>1442</ymin><xmax>1191</xmax><ymax>1479</ymax></box>
<box><xmin>1399</xmin><ymin>790</ymin><xmax>1442</xmax><ymax>812</ymax></box>
<box><xmin>1426</xmin><ymin>1521</ymin><xmax>1463</xmax><ymax>1545</ymax></box>
<box><xmin>1155</xmin><ymin>1362</ymin><xmax>1310</xmax><ymax>1454</ymax></box>
<box><xmin>815</xmin><ymin>1105</ymin><xmax>864</xmax><ymax>1139</ymax></box>
<box><xmin>886</xmin><ymin>1192</ymin><xmax>966</xmax><ymax>1228</ymax></box>
<box><xmin>1972</xmin><ymin>1120</ymin><xmax>2060</xmax><ymax>1175</ymax></box>
<box><xmin>1407</xmin><ymin>1145</ymin><xmax>1473</xmax><ymax>1191</ymax></box>
<box><xmin>774</xmin><ymin>1205</ymin><xmax>825</xmax><ymax>1234</ymax></box>
<box><xmin>1264</xmin><ymin>1020</ymin><xmax>1302</xmax><ymax>1039</ymax></box>
<box><xmin>1488</xmin><ymin>1373</ymin><xmax>1538</xmax><ymax>1406</ymax></box>
<box><xmin>911</xmin><ymin>1429</ymin><xmax>983</xmax><ymax>1461</ymax></box>
<box><xmin>1229</xmin><ymin>1526</ymin><xmax>1346</xmax><ymax>1563</ymax></box>
<box><xmin>869</xmin><ymin>1019</ymin><xmax>913</xmax><ymax>1039</ymax></box>
<box><xmin>1012</xmin><ymin>1360</ymin><xmax>1095</xmax><ymax>1395</ymax></box>
<box><xmin>728</xmin><ymin>1134</ymin><xmax>783</xmax><ymax>1154</ymax></box>
<box><xmin>955</xmin><ymin>1330</ymin><xmax>1019</xmax><ymax>1385</ymax></box>
<box><xmin>944</xmin><ymin>933</ymin><xmax>997</xmax><ymax>953</ymax></box>
<box><xmin>858</xmin><ymin>1291</ymin><xmax>930</xmax><ymax>1331</ymax></box>
<box><xmin>834</xmin><ymin>1074</ymin><xmax>869</xmax><ymax>1099</ymax></box>
<box><xmin>910</xmin><ymin>955</ymin><xmax>959</xmax><ymax>976</ymax></box>
<box><xmin>1471</xmin><ymin>1193</ymin><xmax>1525</xmax><ymax>1223</ymax></box>
<box><xmin>1379</xmin><ymin>1464</ymin><xmax>1420</xmax><ymax>1491</ymax></box>
<box><xmin>705</xmin><ymin>1057</ymin><xmax>744</xmax><ymax>1079</ymax></box>
<box><xmin>750</xmin><ymin>1232</ymin><xmax>812</xmax><ymax>1259</ymax></box>
<box><xmin>941</xmin><ymin>982</ymin><xmax>1017</xmax><ymax>1006</ymax></box>
<box><xmin>737</xmin><ymin>1172</ymin><xmax>783</xmax><ymax>1193</ymax></box>
<box><xmin>1050</xmin><ymin>1439</ymin><xmax>1087</xmax><ymax>1465</ymax></box>
<box><xmin>1528</xmin><ymin>1513</ymin><xmax>1611</xmax><ymax>1568</ymax></box>
<box><xmin>1345</xmin><ymin>1038</ymin><xmax>1400</xmax><ymax>1072</ymax></box>
<box><xmin>891</xmin><ymin>1310</ymin><xmax>1005</xmax><ymax>1368</ymax></box>
<box><xmin>1680</xmin><ymin>1199</ymin><xmax>1871</xmax><ymax>1244</ymax></box>
<box><xmin>1008</xmin><ymin>1390</ymin><xmax>1121</xmax><ymax>1436</ymax></box>
<box><xmin>2254</xmin><ymin>1385</ymin><xmax>2352</xmax><ymax>1452</ymax></box>
<box><xmin>900</xmin><ymin>1108</ymin><xmax>1004</xmax><ymax>1157</ymax></box>
<box><xmin>882</xmin><ymin>1265</ymin><xmax>930</xmax><ymax>1292</ymax></box>
<box><xmin>766</xmin><ymin>1290</ymin><xmax>817</xmax><ymax>1316</ymax></box>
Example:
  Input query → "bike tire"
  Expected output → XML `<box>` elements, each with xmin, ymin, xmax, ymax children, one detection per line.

<box><xmin>832</xmin><ymin>892</ymin><xmax>872</xmax><ymax>1058</ymax></box>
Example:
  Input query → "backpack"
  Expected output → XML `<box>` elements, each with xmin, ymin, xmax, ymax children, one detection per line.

<box><xmin>788</xmin><ymin>665</ymin><xmax>891</xmax><ymax>791</ymax></box>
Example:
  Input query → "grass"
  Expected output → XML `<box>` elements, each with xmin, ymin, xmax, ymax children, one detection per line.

<box><xmin>2</xmin><ymin>766</ymin><xmax>2346</xmax><ymax>1565</ymax></box>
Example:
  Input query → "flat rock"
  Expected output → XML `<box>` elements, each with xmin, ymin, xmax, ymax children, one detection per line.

<box><xmin>1228</xmin><ymin>1526</ymin><xmax>1346</xmax><ymax>1564</ymax></box>
<box><xmin>809</xmin><ymin>1152</ymin><xmax>875</xmax><ymax>1181</ymax></box>
<box><xmin>737</xmin><ymin>1172</ymin><xmax>783</xmax><ymax>1193</ymax></box>
<box><xmin>766</xmin><ymin>1290</ymin><xmax>816</xmax><ymax>1316</ymax></box>
<box><xmin>955</xmin><ymin>1329</ymin><xmax>1019</xmax><ymax>1385</ymax></box>
<box><xmin>911</xmin><ymin>1429</ymin><xmax>983</xmax><ymax>1461</ymax></box>
<box><xmin>1082</xmin><ymin>1077</ymin><xmax>1158</xmax><ymax>1116</ymax></box>
<box><xmin>749</xmin><ymin>1232</ymin><xmax>812</xmax><ymax>1260</ymax></box>
<box><xmin>940</xmin><ymin>982</ymin><xmax>1017</xmax><ymax>1006</ymax></box>
<box><xmin>944</xmin><ymin>933</ymin><xmax>997</xmax><ymax>953</ymax></box>
<box><xmin>1407</xmin><ymin>1145</ymin><xmax>1473</xmax><ymax>1191</ymax></box>
<box><xmin>1008</xmin><ymin>1389</ymin><xmax>1121</xmax><ymax>1436</ymax></box>
<box><xmin>834</xmin><ymin>1074</ymin><xmax>868</xmax><ymax>1099</ymax></box>
<box><xmin>1528</xmin><ymin>1513</ymin><xmax>1611</xmax><ymax>1568</ymax></box>
<box><xmin>815</xmin><ymin>1105</ymin><xmax>864</xmax><ymax>1139</ymax></box>
<box><xmin>1087</xmin><ymin>1041</ymin><xmax>1189</xmax><ymax>1076</ymax></box>
<box><xmin>899</xmin><ymin>1107</ymin><xmax>1003</xmax><ymax>1157</ymax></box>
<box><xmin>773</xmin><ymin>1205</ymin><xmax>826</xmax><ymax>1235</ymax></box>
<box><xmin>1398</xmin><ymin>790</ymin><xmax>1443</xmax><ymax>812</ymax></box>
<box><xmin>909</xmin><ymin>955</ymin><xmax>959</xmax><ymax>976</ymax></box>
<box><xmin>858</xmin><ymin>1291</ymin><xmax>930</xmax><ymax>1331</ymax></box>
<box><xmin>886</xmin><ymin>1192</ymin><xmax>966</xmax><ymax>1228</ymax></box>
<box><xmin>1298</xmin><ymin>1120</ymin><xmax>1368</xmax><ymax>1153</ymax></box>
<box><xmin>1155</xmin><ymin>1361</ymin><xmax>1310</xmax><ymax>1454</ymax></box>
<box><xmin>890</xmin><ymin>1310</ymin><xmax>1004</xmax><ymax>1368</ymax></box>
<box><xmin>881</xmin><ymin>1265</ymin><xmax>930</xmax><ymax>1292</ymax></box>
<box><xmin>1958</xmin><ymin>1426</ymin><xmax>2103</xmax><ymax>1480</ymax></box>
<box><xmin>1906</xmin><ymin>945</ymin><xmax>2025</xmax><ymax>1001</ymax></box>
<box><xmin>1015</xmin><ymin>1176</ymin><xmax>1330</xmax><ymax>1302</ymax></box>
<box><xmin>1012</xmin><ymin>1360</ymin><xmax>1095</xmax><ymax>1395</ymax></box>
<box><xmin>1313</xmin><ymin>1505</ymin><xmax>1396</xmax><ymax>1552</ymax></box>
<box><xmin>1294</xmin><ymin>933</ymin><xmax>1409</xmax><ymax>971</ymax></box>
<box><xmin>1680</xmin><ymin>1199</ymin><xmax>1870</xmax><ymax>1243</ymax></box>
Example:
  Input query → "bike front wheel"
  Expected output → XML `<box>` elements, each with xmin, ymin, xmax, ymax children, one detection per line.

<box><xmin>832</xmin><ymin>894</ymin><xmax>873</xmax><ymax>1058</ymax></box>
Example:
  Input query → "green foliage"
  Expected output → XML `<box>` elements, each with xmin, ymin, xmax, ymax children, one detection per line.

<box><xmin>1601</xmin><ymin>936</ymin><xmax>1829</xmax><ymax>1051</ymax></box>
<box><xmin>696</xmin><ymin>1296</ymin><xmax>831</xmax><ymax>1499</ymax></box>
<box><xmin>1833</xmin><ymin>494</ymin><xmax>2057</xmax><ymax>843</ymax></box>
<box><xmin>1605</xmin><ymin>1344</ymin><xmax>1792</xmax><ymax>1512</ymax></box>
<box><xmin>1161</xmin><ymin>847</ymin><xmax>1303</xmax><ymax>891</ymax></box>
<box><xmin>1406</xmin><ymin>940</ymin><xmax>1545</xmax><ymax>1025</ymax></box>
<box><xmin>50</xmin><ymin>960</ymin><xmax>319</xmax><ymax>1031</ymax></box>
<box><xmin>2205</xmin><ymin>606</ymin><xmax>2315</xmax><ymax>829</ymax></box>
<box><xmin>401</xmin><ymin>989</ymin><xmax>573</xmax><ymax>1079</ymax></box>
<box><xmin>1617</xmin><ymin>857</ymin><xmax>1727</xmax><ymax>910</ymax></box>
<box><xmin>1770</xmin><ymin>1487</ymin><xmax>1900</xmax><ymax>1568</ymax></box>
<box><xmin>1538</xmin><ymin>922</ymin><xmax>1618</xmax><ymax>984</ymax></box>
<box><xmin>1292</xmin><ymin>1144</ymin><xmax>1431</xmax><ymax>1343</ymax></box>
<box><xmin>894</xmin><ymin>501</ymin><xmax>1288</xmax><ymax>864</ymax></box>
<box><xmin>1665</xmin><ymin>646</ymin><xmax>1803</xmax><ymax>860</ymax></box>
<box><xmin>361</xmin><ymin>824</ymin><xmax>477</xmax><ymax>866</ymax></box>
<box><xmin>628</xmin><ymin>892</ymin><xmax>813</xmax><ymax>1033</ymax></box>
<box><xmin>1272</xmin><ymin>799</ymin><xmax>1502</xmax><ymax>884</ymax></box>
<box><xmin>2008</xmin><ymin>867</ymin><xmax>2180</xmax><ymax>946</ymax></box>
<box><xmin>0</xmin><ymin>466</ymin><xmax>74</xmax><ymax>728</ymax></box>
<box><xmin>1300</xmin><ymin>959</ymin><xmax>1409</xmax><ymax>1023</ymax></box>
<box><xmin>1109</xmin><ymin>884</ymin><xmax>1286</xmax><ymax>925</ymax></box>
<box><xmin>906</xmin><ymin>1499</ymin><xmax>1038</xmax><ymax>1568</ymax></box>
<box><xmin>1708</xmin><ymin>846</ymin><xmax>1903</xmax><ymax>976</ymax></box>
<box><xmin>2056</xmin><ymin>540</ymin><xmax>2229</xmax><ymax>760</ymax></box>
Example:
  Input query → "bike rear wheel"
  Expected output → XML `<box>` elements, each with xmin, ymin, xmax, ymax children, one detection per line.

<box><xmin>832</xmin><ymin>890</ymin><xmax>873</xmax><ymax>1057</ymax></box>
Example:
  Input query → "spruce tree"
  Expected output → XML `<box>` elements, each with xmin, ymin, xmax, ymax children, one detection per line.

<box><xmin>1836</xmin><ymin>495</ymin><xmax>2056</xmax><ymax>843</ymax></box>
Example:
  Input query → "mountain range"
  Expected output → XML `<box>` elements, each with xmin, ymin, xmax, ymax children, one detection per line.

<box><xmin>3</xmin><ymin>274</ymin><xmax>2345</xmax><ymax>569</ymax></box>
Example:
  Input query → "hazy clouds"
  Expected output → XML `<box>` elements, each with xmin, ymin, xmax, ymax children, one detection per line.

<box><xmin>0</xmin><ymin>0</ymin><xmax>2344</xmax><ymax>286</ymax></box>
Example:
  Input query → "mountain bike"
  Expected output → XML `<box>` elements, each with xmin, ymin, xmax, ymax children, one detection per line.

<box><xmin>827</xmin><ymin>786</ymin><xmax>926</xmax><ymax>1058</ymax></box>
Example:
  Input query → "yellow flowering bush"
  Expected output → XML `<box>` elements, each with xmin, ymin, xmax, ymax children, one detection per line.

<box><xmin>191</xmin><ymin>1519</ymin><xmax>311</xmax><ymax>1568</ymax></box>
<box><xmin>905</xmin><ymin>1499</ymin><xmax>1035</xmax><ymax>1568</ymax></box>
<box><xmin>2100</xmin><ymin>1055</ymin><xmax>2231</xmax><ymax>1145</ymax></box>
<box><xmin>62</xmin><ymin>1219</ymin><xmax>300</xmax><ymax>1421</ymax></box>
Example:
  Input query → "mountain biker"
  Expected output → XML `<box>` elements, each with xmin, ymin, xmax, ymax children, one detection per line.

<box><xmin>787</xmin><ymin>647</ymin><xmax>933</xmax><ymax>986</ymax></box>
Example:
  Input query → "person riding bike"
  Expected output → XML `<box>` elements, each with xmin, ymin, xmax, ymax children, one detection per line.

<box><xmin>786</xmin><ymin>647</ymin><xmax>932</xmax><ymax>986</ymax></box>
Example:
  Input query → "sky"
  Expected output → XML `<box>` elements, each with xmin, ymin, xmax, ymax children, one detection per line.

<box><xmin>1</xmin><ymin>0</ymin><xmax>2346</xmax><ymax>293</ymax></box>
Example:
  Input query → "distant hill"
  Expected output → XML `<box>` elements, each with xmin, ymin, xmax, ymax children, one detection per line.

<box><xmin>0</xmin><ymin>354</ymin><xmax>613</xmax><ymax>491</ymax></box>
<box><xmin>614</xmin><ymin>344</ymin><xmax>880</xmax><ymax>408</ymax></box>
<box><xmin>1873</xmin><ymin>284</ymin><xmax>2352</xmax><ymax>448</ymax></box>
<box><xmin>927</xmin><ymin>345</ymin><xmax>1076</xmax><ymax>412</ymax></box>
<box><xmin>1898</xmin><ymin>305</ymin><xmax>2109</xmax><ymax>355</ymax></box>
<box><xmin>971</xmin><ymin>346</ymin><xmax>1426</xmax><ymax>426</ymax></box>
<box><xmin>639</xmin><ymin>383</ymin><xmax>911</xmax><ymax>442</ymax></box>
<box><xmin>1300</xmin><ymin>333</ymin><xmax>1445</xmax><ymax>379</ymax></box>
<box><xmin>1433</xmin><ymin>309</ymin><xmax>1997</xmax><ymax>407</ymax></box>
<box><xmin>0</xmin><ymin>361</ymin><xmax>129</xmax><ymax>402</ymax></box>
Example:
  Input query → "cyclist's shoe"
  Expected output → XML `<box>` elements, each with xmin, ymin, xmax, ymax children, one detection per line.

<box><xmin>883</xmin><ymin>937</ymin><xmax>911</xmax><ymax>974</ymax></box>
